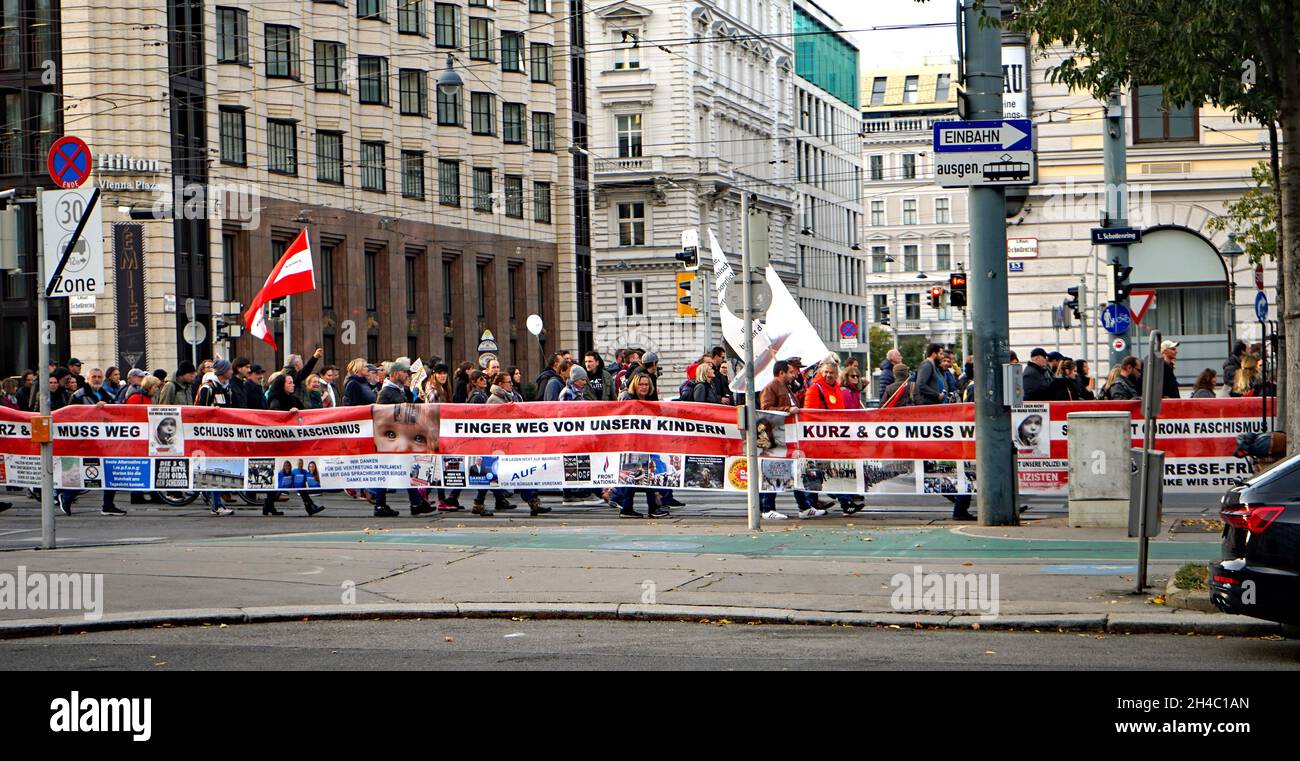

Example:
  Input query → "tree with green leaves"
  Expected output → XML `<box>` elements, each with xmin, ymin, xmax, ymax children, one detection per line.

<box><xmin>1207</xmin><ymin>161</ymin><xmax>1278</xmax><ymax>265</ymax></box>
<box><xmin>1009</xmin><ymin>0</ymin><xmax>1299</xmax><ymax>450</ymax></box>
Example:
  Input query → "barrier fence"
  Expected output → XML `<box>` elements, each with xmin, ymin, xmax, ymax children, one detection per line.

<box><xmin>0</xmin><ymin>398</ymin><xmax>1271</xmax><ymax>496</ymax></box>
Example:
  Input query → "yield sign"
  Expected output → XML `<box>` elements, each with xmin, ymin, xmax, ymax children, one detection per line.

<box><xmin>1128</xmin><ymin>289</ymin><xmax>1155</xmax><ymax>324</ymax></box>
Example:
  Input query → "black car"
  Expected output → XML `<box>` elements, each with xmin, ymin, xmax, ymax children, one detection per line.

<box><xmin>1210</xmin><ymin>453</ymin><xmax>1300</xmax><ymax>629</ymax></box>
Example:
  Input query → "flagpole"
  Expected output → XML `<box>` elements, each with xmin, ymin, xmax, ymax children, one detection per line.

<box><xmin>285</xmin><ymin>293</ymin><xmax>292</xmax><ymax>363</ymax></box>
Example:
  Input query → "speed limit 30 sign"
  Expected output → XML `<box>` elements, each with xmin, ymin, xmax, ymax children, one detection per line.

<box><xmin>41</xmin><ymin>187</ymin><xmax>105</xmax><ymax>297</ymax></box>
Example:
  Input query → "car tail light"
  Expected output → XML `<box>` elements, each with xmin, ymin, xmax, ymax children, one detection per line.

<box><xmin>1212</xmin><ymin>575</ymin><xmax>1239</xmax><ymax>586</ymax></box>
<box><xmin>1244</xmin><ymin>505</ymin><xmax>1286</xmax><ymax>534</ymax></box>
<box><xmin>1222</xmin><ymin>506</ymin><xmax>1248</xmax><ymax>529</ymax></box>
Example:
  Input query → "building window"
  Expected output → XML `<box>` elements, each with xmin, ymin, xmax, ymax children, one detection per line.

<box><xmin>469</xmin><ymin>18</ymin><xmax>494</xmax><ymax>61</ymax></box>
<box><xmin>1133</xmin><ymin>84</ymin><xmax>1197</xmax><ymax>143</ymax></box>
<box><xmin>903</xmin><ymin>198</ymin><xmax>918</xmax><ymax>225</ymax></box>
<box><xmin>0</xmin><ymin>91</ymin><xmax>18</xmax><ymax>175</ymax></box>
<box><xmin>531</xmin><ymin>112</ymin><xmax>554</xmax><ymax>151</ymax></box>
<box><xmin>364</xmin><ymin>250</ymin><xmax>378</xmax><ymax>312</ymax></box>
<box><xmin>268</xmin><ymin>120</ymin><xmax>297</xmax><ymax>175</ymax></box>
<box><xmin>221</xmin><ymin>233</ymin><xmax>237</xmax><ymax>297</ymax></box>
<box><xmin>320</xmin><ymin>242</ymin><xmax>335</xmax><ymax>309</ymax></box>
<box><xmin>314</xmin><ymin>41</ymin><xmax>346</xmax><ymax>92</ymax></box>
<box><xmin>618</xmin><ymin>202</ymin><xmax>645</xmax><ymax>246</ymax></box>
<box><xmin>869</xmin><ymin>154</ymin><xmax>882</xmax><ymax>181</ymax></box>
<box><xmin>902</xmin><ymin>153</ymin><xmax>916</xmax><ymax>179</ymax></box>
<box><xmin>316</xmin><ymin>131</ymin><xmax>344</xmax><ymax>184</ymax></box>
<box><xmin>905</xmin><ymin>293</ymin><xmax>920</xmax><ymax>321</ymax></box>
<box><xmin>504</xmin><ymin>174</ymin><xmax>524</xmax><ymax>218</ymax></box>
<box><xmin>434</xmin><ymin>3</ymin><xmax>460</xmax><ymax>47</ymax></box>
<box><xmin>873</xmin><ymin>294</ymin><xmax>888</xmax><ymax>322</ymax></box>
<box><xmin>359</xmin><ymin>56</ymin><xmax>389</xmax><ymax>105</ymax></box>
<box><xmin>871</xmin><ymin>246</ymin><xmax>888</xmax><ymax>273</ymax></box>
<box><xmin>529</xmin><ymin>0</ymin><xmax>548</xmax><ymax>12</ymax></box>
<box><xmin>903</xmin><ymin>244</ymin><xmax>919</xmax><ymax>272</ymax></box>
<box><xmin>468</xmin><ymin>0</ymin><xmax>488</xmax><ymax>6</ymax></box>
<box><xmin>438</xmin><ymin>160</ymin><xmax>461</xmax><ymax>206</ymax></box>
<box><xmin>502</xmin><ymin>31</ymin><xmax>524</xmax><ymax>72</ymax></box>
<box><xmin>935</xmin><ymin>73</ymin><xmax>951</xmax><ymax>102</ymax></box>
<box><xmin>935</xmin><ymin>197</ymin><xmax>951</xmax><ymax>224</ymax></box>
<box><xmin>503</xmin><ymin>102</ymin><xmax>526</xmax><ymax>144</ymax></box>
<box><xmin>616</xmin><ymin>113</ymin><xmax>642</xmax><ymax>158</ymax></box>
<box><xmin>508</xmin><ymin>266</ymin><xmax>519</xmax><ymax>320</ymax></box>
<box><xmin>475</xmin><ymin>263</ymin><xmax>487</xmax><ymax>319</ymax></box>
<box><xmin>402</xmin><ymin>150</ymin><xmax>425</xmax><ymax>198</ymax></box>
<box><xmin>216</xmin><ymin>7</ymin><xmax>249</xmax><ymax>64</ymax></box>
<box><xmin>442</xmin><ymin>259</ymin><xmax>455</xmax><ymax>320</ymax></box>
<box><xmin>405</xmin><ymin>255</ymin><xmax>418</xmax><ymax>314</ymax></box>
<box><xmin>530</xmin><ymin>43</ymin><xmax>553</xmax><ymax>82</ymax></box>
<box><xmin>622</xmin><ymin>279</ymin><xmax>644</xmax><ymax>317</ymax></box>
<box><xmin>436</xmin><ymin>83</ymin><xmax>462</xmax><ymax>125</ymax></box>
<box><xmin>534</xmin><ymin>181</ymin><xmax>552</xmax><ymax>223</ymax></box>
<box><xmin>870</xmin><ymin>200</ymin><xmax>884</xmax><ymax>226</ymax></box>
<box><xmin>473</xmin><ymin>167</ymin><xmax>493</xmax><ymax>212</ymax></box>
<box><xmin>613</xmin><ymin>31</ymin><xmax>640</xmax><ymax>69</ymax></box>
<box><xmin>265</xmin><ymin>25</ymin><xmax>301</xmax><ymax>79</ymax></box>
<box><xmin>398</xmin><ymin>0</ymin><xmax>426</xmax><ymax>35</ymax></box>
<box><xmin>471</xmin><ymin>92</ymin><xmax>496</xmax><ymax>135</ymax></box>
<box><xmin>218</xmin><ymin>108</ymin><xmax>246</xmax><ymax>165</ymax></box>
<box><xmin>399</xmin><ymin>69</ymin><xmax>428</xmax><ymax>116</ymax></box>
<box><xmin>935</xmin><ymin>242</ymin><xmax>951</xmax><ymax>270</ymax></box>
<box><xmin>360</xmin><ymin>141</ymin><xmax>386</xmax><ymax>191</ymax></box>
<box><xmin>870</xmin><ymin>76</ymin><xmax>886</xmax><ymax>105</ymax></box>
<box><xmin>358</xmin><ymin>0</ymin><xmax>386</xmax><ymax>20</ymax></box>
<box><xmin>902</xmin><ymin>75</ymin><xmax>918</xmax><ymax>104</ymax></box>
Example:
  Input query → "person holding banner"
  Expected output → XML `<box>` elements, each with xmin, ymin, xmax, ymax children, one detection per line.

<box><xmin>371</xmin><ymin>361</ymin><xmax>437</xmax><ymax>518</ymax></box>
<box><xmin>260</xmin><ymin>374</ymin><xmax>324</xmax><ymax>517</ymax></box>
<box><xmin>195</xmin><ymin>360</ymin><xmax>239</xmax><ymax>516</ymax></box>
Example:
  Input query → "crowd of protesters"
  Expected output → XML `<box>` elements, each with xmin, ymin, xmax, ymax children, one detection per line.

<box><xmin>0</xmin><ymin>333</ymin><xmax>1273</xmax><ymax>520</ymax></box>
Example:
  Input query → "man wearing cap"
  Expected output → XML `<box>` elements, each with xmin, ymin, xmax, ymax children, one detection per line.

<box><xmin>1160</xmin><ymin>340</ymin><xmax>1181</xmax><ymax>398</ymax></box>
<box><xmin>159</xmin><ymin>361</ymin><xmax>197</xmax><ymax>405</ymax></box>
<box><xmin>116</xmin><ymin>368</ymin><xmax>149</xmax><ymax>403</ymax></box>
<box><xmin>1022</xmin><ymin>348</ymin><xmax>1056</xmax><ymax>401</ymax></box>
<box><xmin>66</xmin><ymin>358</ymin><xmax>88</xmax><ymax>390</ymax></box>
<box><xmin>372</xmin><ymin>360</ymin><xmax>436</xmax><ymax>518</ymax></box>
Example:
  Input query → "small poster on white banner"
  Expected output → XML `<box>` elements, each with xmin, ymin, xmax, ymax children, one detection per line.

<box><xmin>148</xmin><ymin>406</ymin><xmax>185</xmax><ymax>456</ymax></box>
<box><xmin>1012</xmin><ymin>403</ymin><xmax>1050</xmax><ymax>457</ymax></box>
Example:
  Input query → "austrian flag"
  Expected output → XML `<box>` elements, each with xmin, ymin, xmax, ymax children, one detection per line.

<box><xmin>244</xmin><ymin>229</ymin><xmax>316</xmax><ymax>350</ymax></box>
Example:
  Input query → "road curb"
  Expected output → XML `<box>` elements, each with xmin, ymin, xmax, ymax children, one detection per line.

<box><xmin>0</xmin><ymin>604</ymin><xmax>1284</xmax><ymax>639</ymax></box>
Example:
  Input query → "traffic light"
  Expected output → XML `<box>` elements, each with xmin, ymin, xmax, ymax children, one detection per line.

<box><xmin>1065</xmin><ymin>286</ymin><xmax>1081</xmax><ymax>321</ymax></box>
<box><xmin>1111</xmin><ymin>259</ymin><xmax>1134</xmax><ymax>302</ymax></box>
<box><xmin>929</xmin><ymin>286</ymin><xmax>944</xmax><ymax>309</ymax></box>
<box><xmin>676</xmin><ymin>272</ymin><xmax>698</xmax><ymax>317</ymax></box>
<box><xmin>879</xmin><ymin>305</ymin><xmax>891</xmax><ymax>326</ymax></box>
<box><xmin>675</xmin><ymin>246</ymin><xmax>699</xmax><ymax>272</ymax></box>
<box><xmin>268</xmin><ymin>300</ymin><xmax>287</xmax><ymax>319</ymax></box>
<box><xmin>948</xmin><ymin>272</ymin><xmax>967</xmax><ymax>308</ymax></box>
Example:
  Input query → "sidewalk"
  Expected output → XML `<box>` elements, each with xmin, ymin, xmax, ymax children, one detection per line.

<box><xmin>0</xmin><ymin>514</ymin><xmax>1276</xmax><ymax>638</ymax></box>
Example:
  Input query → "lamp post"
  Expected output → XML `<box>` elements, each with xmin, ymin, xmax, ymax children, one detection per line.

<box><xmin>1219</xmin><ymin>232</ymin><xmax>1245</xmax><ymax>350</ymax></box>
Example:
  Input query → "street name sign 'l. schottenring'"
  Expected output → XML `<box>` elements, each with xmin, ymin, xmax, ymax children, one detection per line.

<box><xmin>933</xmin><ymin>119</ymin><xmax>1036</xmax><ymax>188</ymax></box>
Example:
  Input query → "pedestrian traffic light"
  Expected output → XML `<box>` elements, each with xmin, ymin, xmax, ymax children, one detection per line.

<box><xmin>1111</xmin><ymin>259</ymin><xmax>1134</xmax><ymax>302</ymax></box>
<box><xmin>675</xmin><ymin>246</ymin><xmax>699</xmax><ymax>272</ymax></box>
<box><xmin>1065</xmin><ymin>286</ymin><xmax>1081</xmax><ymax>321</ymax></box>
<box><xmin>929</xmin><ymin>286</ymin><xmax>944</xmax><ymax>309</ymax></box>
<box><xmin>879</xmin><ymin>305</ymin><xmax>890</xmax><ymax>326</ymax></box>
<box><xmin>949</xmin><ymin>272</ymin><xmax>967</xmax><ymax>308</ymax></box>
<box><xmin>268</xmin><ymin>300</ymin><xmax>287</xmax><ymax>319</ymax></box>
<box><xmin>676</xmin><ymin>271</ymin><xmax>698</xmax><ymax>317</ymax></box>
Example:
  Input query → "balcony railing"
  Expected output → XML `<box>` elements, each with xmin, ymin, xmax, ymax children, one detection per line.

<box><xmin>862</xmin><ymin>114</ymin><xmax>959</xmax><ymax>136</ymax></box>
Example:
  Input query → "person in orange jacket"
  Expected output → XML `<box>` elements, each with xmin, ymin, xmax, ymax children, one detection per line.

<box><xmin>802</xmin><ymin>360</ymin><xmax>846</xmax><ymax>410</ymax></box>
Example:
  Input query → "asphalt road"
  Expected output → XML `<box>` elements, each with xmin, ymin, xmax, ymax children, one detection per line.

<box><xmin>0</xmin><ymin>489</ymin><xmax>1225</xmax><ymax>550</ymax></box>
<box><xmin>3</xmin><ymin>619</ymin><xmax>1296</xmax><ymax>670</ymax></box>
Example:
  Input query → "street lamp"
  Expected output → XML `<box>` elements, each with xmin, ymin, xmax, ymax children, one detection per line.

<box><xmin>436</xmin><ymin>54</ymin><xmax>463</xmax><ymax>94</ymax></box>
<box><xmin>1220</xmin><ymin>232</ymin><xmax>1245</xmax><ymax>349</ymax></box>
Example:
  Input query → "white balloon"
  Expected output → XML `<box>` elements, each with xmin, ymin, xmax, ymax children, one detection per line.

<box><xmin>526</xmin><ymin>314</ymin><xmax>544</xmax><ymax>336</ymax></box>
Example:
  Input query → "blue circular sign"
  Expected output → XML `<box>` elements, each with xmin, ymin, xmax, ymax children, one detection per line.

<box><xmin>838</xmin><ymin>320</ymin><xmax>858</xmax><ymax>339</ymax></box>
<box><xmin>1255</xmin><ymin>290</ymin><xmax>1269</xmax><ymax>322</ymax></box>
<box><xmin>47</xmin><ymin>136</ymin><xmax>92</xmax><ymax>189</ymax></box>
<box><xmin>1100</xmin><ymin>303</ymin><xmax>1132</xmax><ymax>335</ymax></box>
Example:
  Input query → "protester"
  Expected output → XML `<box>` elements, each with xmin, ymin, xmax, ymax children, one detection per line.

<box><xmin>1022</xmin><ymin>348</ymin><xmax>1058</xmax><ymax>401</ymax></box>
<box><xmin>1160</xmin><ymin>340</ymin><xmax>1181</xmax><ymax>398</ymax></box>
<box><xmin>71</xmin><ymin>368</ymin><xmax>115</xmax><ymax>405</ymax></box>
<box><xmin>194</xmin><ymin>360</ymin><xmax>238</xmax><ymax>516</ymax></box>
<box><xmin>882</xmin><ymin>363</ymin><xmax>914</xmax><ymax>407</ymax></box>
<box><xmin>319</xmin><ymin>365</ymin><xmax>341</xmax><ymax>407</ymax></box>
<box><xmin>803</xmin><ymin>360</ymin><xmax>846</xmax><ymax>409</ymax></box>
<box><xmin>261</xmin><ymin>373</ymin><xmax>324</xmax><ymax>517</ymax></box>
<box><xmin>343</xmin><ymin>358</ymin><xmax>376</xmax><ymax>406</ymax></box>
<box><xmin>1105</xmin><ymin>357</ymin><xmax>1142</xmax><ymax>400</ymax></box>
<box><xmin>302</xmin><ymin>374</ymin><xmax>326</xmax><ymax>409</ymax></box>
<box><xmin>840</xmin><ymin>365</ymin><xmax>864</xmax><ymax>409</ymax></box>
<box><xmin>158</xmin><ymin>361</ymin><xmax>197</xmax><ymax>405</ymax></box>
<box><xmin>583</xmin><ymin>351</ymin><xmax>614</xmax><ymax>401</ymax></box>
<box><xmin>125</xmin><ymin>376</ymin><xmax>161</xmax><ymax>404</ymax></box>
<box><xmin>878</xmin><ymin>348</ymin><xmax>902</xmax><ymax>398</ymax></box>
<box><xmin>1191</xmin><ymin>369</ymin><xmax>1218</xmax><ymax>398</ymax></box>
<box><xmin>1232</xmin><ymin>354</ymin><xmax>1262</xmax><ymax>397</ymax></box>
<box><xmin>371</xmin><ymin>361</ymin><xmax>436</xmax><ymax>517</ymax></box>
<box><xmin>1223</xmin><ymin>340</ymin><xmax>1247</xmax><ymax>392</ymax></box>
<box><xmin>0</xmin><ymin>378</ymin><xmax>20</xmax><ymax>410</ymax></box>
<box><xmin>103</xmin><ymin>367</ymin><xmax>123</xmax><ymax>400</ymax></box>
<box><xmin>691</xmin><ymin>363</ymin><xmax>723</xmax><ymax>404</ymax></box>
<box><xmin>914</xmin><ymin>343</ymin><xmax>946</xmax><ymax>405</ymax></box>
<box><xmin>614</xmin><ymin>373</ymin><xmax>668</xmax><ymax>519</ymax></box>
<box><xmin>66</xmin><ymin>358</ymin><xmax>87</xmax><ymax>390</ymax></box>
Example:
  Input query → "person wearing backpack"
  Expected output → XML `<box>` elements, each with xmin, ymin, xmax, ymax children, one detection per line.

<box><xmin>881</xmin><ymin>364</ymin><xmax>915</xmax><ymax>407</ymax></box>
<box><xmin>157</xmin><ymin>361</ymin><xmax>197</xmax><ymax>406</ymax></box>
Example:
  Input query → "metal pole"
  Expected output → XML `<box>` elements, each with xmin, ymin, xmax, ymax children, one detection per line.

<box><xmin>1104</xmin><ymin>89</ymin><xmax>1132</xmax><ymax>369</ymax></box>
<box><xmin>742</xmin><ymin>193</ymin><xmax>760</xmax><ymax>531</ymax></box>
<box><xmin>702</xmin><ymin>268</ymin><xmax>713</xmax><ymax>354</ymax></box>
<box><xmin>35</xmin><ymin>188</ymin><xmax>54</xmax><ymax>549</ymax></box>
<box><xmin>1136</xmin><ymin>331</ymin><xmax>1159</xmax><ymax>592</ymax></box>
<box><xmin>965</xmin><ymin>0</ymin><xmax>1015</xmax><ymax>525</ymax></box>
<box><xmin>284</xmin><ymin>293</ymin><xmax>292</xmax><ymax>362</ymax></box>
<box><xmin>1079</xmin><ymin>274</ymin><xmax>1089</xmax><ymax>371</ymax></box>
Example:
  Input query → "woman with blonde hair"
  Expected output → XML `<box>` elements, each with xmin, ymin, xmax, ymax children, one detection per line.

<box><xmin>1232</xmin><ymin>355</ymin><xmax>1261</xmax><ymax>397</ymax></box>
<box><xmin>343</xmin><ymin>358</ymin><xmax>376</xmax><ymax>405</ymax></box>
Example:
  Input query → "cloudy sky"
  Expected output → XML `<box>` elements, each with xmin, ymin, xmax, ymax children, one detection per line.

<box><xmin>811</xmin><ymin>0</ymin><xmax>957</xmax><ymax>69</ymax></box>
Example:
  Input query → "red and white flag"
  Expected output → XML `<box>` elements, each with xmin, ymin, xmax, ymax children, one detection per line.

<box><xmin>244</xmin><ymin>229</ymin><xmax>316</xmax><ymax>350</ymax></box>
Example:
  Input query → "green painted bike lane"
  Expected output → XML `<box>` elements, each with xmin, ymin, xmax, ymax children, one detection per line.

<box><xmin>233</xmin><ymin>527</ymin><xmax>1220</xmax><ymax>562</ymax></box>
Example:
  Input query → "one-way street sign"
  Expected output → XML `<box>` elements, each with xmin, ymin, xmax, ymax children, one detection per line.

<box><xmin>934</xmin><ymin>119</ymin><xmax>1033</xmax><ymax>152</ymax></box>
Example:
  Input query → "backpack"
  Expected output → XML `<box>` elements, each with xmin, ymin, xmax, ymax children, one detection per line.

<box><xmin>678</xmin><ymin>379</ymin><xmax>697</xmax><ymax>402</ymax></box>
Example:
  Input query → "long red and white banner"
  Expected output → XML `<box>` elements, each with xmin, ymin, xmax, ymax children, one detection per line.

<box><xmin>0</xmin><ymin>399</ymin><xmax>1271</xmax><ymax>495</ymax></box>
